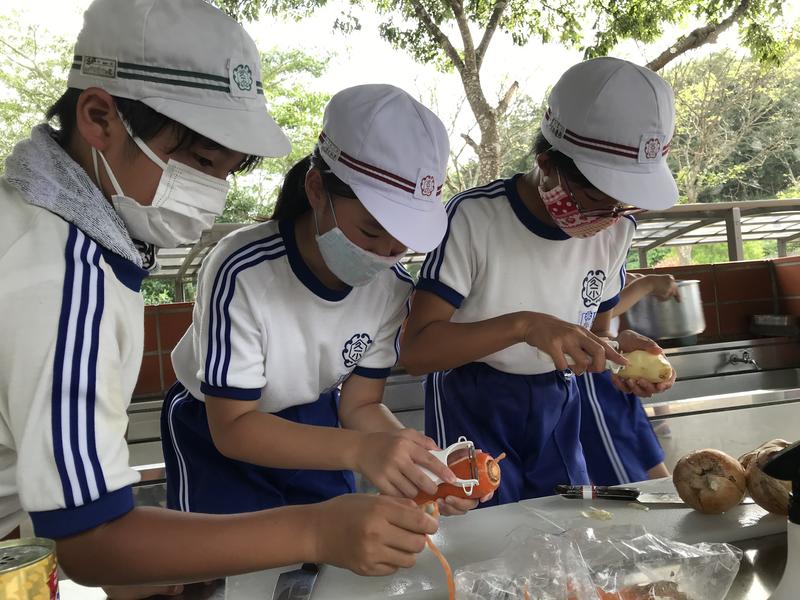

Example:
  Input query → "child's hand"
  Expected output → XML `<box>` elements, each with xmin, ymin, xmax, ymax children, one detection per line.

<box><xmin>311</xmin><ymin>494</ymin><xmax>438</xmax><ymax>576</ymax></box>
<box><xmin>647</xmin><ymin>274</ymin><xmax>680</xmax><ymax>301</ymax></box>
<box><xmin>354</xmin><ymin>429</ymin><xmax>457</xmax><ymax>498</ymax></box>
<box><xmin>612</xmin><ymin>330</ymin><xmax>676</xmax><ymax>397</ymax></box>
<box><xmin>521</xmin><ymin>312</ymin><xmax>625</xmax><ymax>374</ymax></box>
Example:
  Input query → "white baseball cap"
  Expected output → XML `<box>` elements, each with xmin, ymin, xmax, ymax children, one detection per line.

<box><xmin>67</xmin><ymin>0</ymin><xmax>290</xmax><ymax>158</ymax></box>
<box><xmin>541</xmin><ymin>57</ymin><xmax>678</xmax><ymax>210</ymax></box>
<box><xmin>317</xmin><ymin>84</ymin><xmax>449</xmax><ymax>253</ymax></box>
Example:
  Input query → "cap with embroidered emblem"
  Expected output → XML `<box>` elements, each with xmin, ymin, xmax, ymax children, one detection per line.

<box><xmin>67</xmin><ymin>0</ymin><xmax>290</xmax><ymax>157</ymax></box>
<box><xmin>541</xmin><ymin>56</ymin><xmax>678</xmax><ymax>210</ymax></box>
<box><xmin>318</xmin><ymin>84</ymin><xmax>449</xmax><ymax>253</ymax></box>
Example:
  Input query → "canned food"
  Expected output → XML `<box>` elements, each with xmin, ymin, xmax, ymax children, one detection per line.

<box><xmin>0</xmin><ymin>537</ymin><xmax>59</xmax><ymax>599</ymax></box>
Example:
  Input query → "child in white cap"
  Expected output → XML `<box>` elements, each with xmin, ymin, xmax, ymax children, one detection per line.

<box><xmin>401</xmin><ymin>57</ymin><xmax>678</xmax><ymax>505</ymax></box>
<box><xmin>0</xmin><ymin>0</ymin><xmax>439</xmax><ymax>594</ymax></box>
<box><xmin>162</xmin><ymin>83</ymin><xmax>486</xmax><ymax>521</ymax></box>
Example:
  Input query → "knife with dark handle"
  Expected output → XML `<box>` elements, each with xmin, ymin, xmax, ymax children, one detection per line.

<box><xmin>555</xmin><ymin>484</ymin><xmax>754</xmax><ymax>505</ymax></box>
<box><xmin>272</xmin><ymin>563</ymin><xmax>319</xmax><ymax>600</ymax></box>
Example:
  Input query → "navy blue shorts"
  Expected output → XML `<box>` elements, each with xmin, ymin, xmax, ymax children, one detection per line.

<box><xmin>577</xmin><ymin>371</ymin><xmax>665</xmax><ymax>485</ymax></box>
<box><xmin>160</xmin><ymin>382</ymin><xmax>355</xmax><ymax>514</ymax></box>
<box><xmin>425</xmin><ymin>362</ymin><xmax>589</xmax><ymax>506</ymax></box>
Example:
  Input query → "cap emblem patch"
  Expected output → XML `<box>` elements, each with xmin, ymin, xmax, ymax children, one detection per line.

<box><xmin>232</xmin><ymin>64</ymin><xmax>253</xmax><ymax>91</ymax></box>
<box><xmin>420</xmin><ymin>175</ymin><xmax>435</xmax><ymax>197</ymax></box>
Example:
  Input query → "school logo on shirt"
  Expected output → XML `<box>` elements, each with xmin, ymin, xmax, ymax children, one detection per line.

<box><xmin>342</xmin><ymin>333</ymin><xmax>373</xmax><ymax>368</ymax></box>
<box><xmin>582</xmin><ymin>269</ymin><xmax>606</xmax><ymax>307</ymax></box>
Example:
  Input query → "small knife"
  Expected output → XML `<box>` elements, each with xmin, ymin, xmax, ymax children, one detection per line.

<box><xmin>272</xmin><ymin>563</ymin><xmax>319</xmax><ymax>600</ymax></box>
<box><xmin>555</xmin><ymin>484</ymin><xmax>755</xmax><ymax>506</ymax></box>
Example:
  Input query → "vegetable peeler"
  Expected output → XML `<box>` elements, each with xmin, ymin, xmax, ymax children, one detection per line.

<box><xmin>420</xmin><ymin>436</ymin><xmax>480</xmax><ymax>495</ymax></box>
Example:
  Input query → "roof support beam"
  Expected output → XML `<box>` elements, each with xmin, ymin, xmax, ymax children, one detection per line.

<box><xmin>725</xmin><ymin>207</ymin><xmax>744</xmax><ymax>262</ymax></box>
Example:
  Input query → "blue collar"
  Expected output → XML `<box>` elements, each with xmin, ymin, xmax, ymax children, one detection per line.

<box><xmin>505</xmin><ymin>174</ymin><xmax>570</xmax><ymax>241</ymax></box>
<box><xmin>279</xmin><ymin>218</ymin><xmax>352</xmax><ymax>302</ymax></box>
<box><xmin>100</xmin><ymin>248</ymin><xmax>149</xmax><ymax>292</ymax></box>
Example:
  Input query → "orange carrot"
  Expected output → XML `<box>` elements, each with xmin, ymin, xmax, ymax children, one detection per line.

<box><xmin>421</xmin><ymin>502</ymin><xmax>454</xmax><ymax>600</ymax></box>
<box><xmin>415</xmin><ymin>451</ymin><xmax>506</xmax><ymax>504</ymax></box>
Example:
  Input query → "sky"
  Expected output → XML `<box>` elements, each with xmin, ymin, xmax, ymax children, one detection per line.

<box><xmin>3</xmin><ymin>0</ymin><xmax>800</xmax><ymax>154</ymax></box>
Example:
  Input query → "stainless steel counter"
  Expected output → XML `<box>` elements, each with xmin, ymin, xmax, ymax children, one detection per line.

<box><xmin>59</xmin><ymin>527</ymin><xmax>789</xmax><ymax>599</ymax></box>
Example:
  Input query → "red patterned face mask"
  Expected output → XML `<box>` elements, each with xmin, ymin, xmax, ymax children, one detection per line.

<box><xmin>538</xmin><ymin>177</ymin><xmax>619</xmax><ymax>238</ymax></box>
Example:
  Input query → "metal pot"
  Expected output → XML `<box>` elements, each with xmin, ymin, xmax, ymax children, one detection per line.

<box><xmin>624</xmin><ymin>279</ymin><xmax>706</xmax><ymax>340</ymax></box>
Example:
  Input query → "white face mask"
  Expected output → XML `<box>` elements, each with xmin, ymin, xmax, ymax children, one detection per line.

<box><xmin>314</xmin><ymin>194</ymin><xmax>404</xmax><ymax>287</ymax></box>
<box><xmin>92</xmin><ymin>122</ymin><xmax>230</xmax><ymax>248</ymax></box>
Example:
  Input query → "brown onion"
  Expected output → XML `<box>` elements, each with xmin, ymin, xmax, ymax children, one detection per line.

<box><xmin>673</xmin><ymin>449</ymin><xmax>747</xmax><ymax>514</ymax></box>
<box><xmin>739</xmin><ymin>439</ymin><xmax>789</xmax><ymax>471</ymax></box>
<box><xmin>743</xmin><ymin>440</ymin><xmax>792</xmax><ymax>515</ymax></box>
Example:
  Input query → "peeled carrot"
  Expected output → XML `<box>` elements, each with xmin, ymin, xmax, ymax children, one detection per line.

<box><xmin>415</xmin><ymin>451</ymin><xmax>506</xmax><ymax>504</ymax></box>
<box><xmin>422</xmin><ymin>502</ymin><xmax>455</xmax><ymax>600</ymax></box>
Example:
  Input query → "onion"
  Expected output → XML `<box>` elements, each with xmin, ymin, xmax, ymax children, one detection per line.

<box><xmin>673</xmin><ymin>449</ymin><xmax>747</xmax><ymax>514</ymax></box>
<box><xmin>741</xmin><ymin>440</ymin><xmax>792</xmax><ymax>515</ymax></box>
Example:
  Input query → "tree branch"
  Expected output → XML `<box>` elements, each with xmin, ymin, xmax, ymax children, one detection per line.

<box><xmin>646</xmin><ymin>0</ymin><xmax>751</xmax><ymax>71</ymax></box>
<box><xmin>496</xmin><ymin>80</ymin><xmax>519</xmax><ymax>116</ymax></box>
<box><xmin>408</xmin><ymin>0</ymin><xmax>465</xmax><ymax>73</ymax></box>
<box><xmin>444</xmin><ymin>0</ymin><xmax>477</xmax><ymax>73</ymax></box>
<box><xmin>461</xmin><ymin>133</ymin><xmax>480</xmax><ymax>153</ymax></box>
<box><xmin>475</xmin><ymin>0</ymin><xmax>509</xmax><ymax>69</ymax></box>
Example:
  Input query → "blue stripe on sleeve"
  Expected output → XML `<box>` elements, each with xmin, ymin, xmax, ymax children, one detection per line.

<box><xmin>86</xmin><ymin>244</ymin><xmax>107</xmax><ymax>496</ymax></box>
<box><xmin>30</xmin><ymin>486</ymin><xmax>134</xmax><ymax>539</ymax></box>
<box><xmin>416</xmin><ymin>278</ymin><xmax>465</xmax><ymax>308</ymax></box>
<box><xmin>204</xmin><ymin>233</ymin><xmax>283</xmax><ymax>388</ymax></box>
<box><xmin>352</xmin><ymin>366</ymin><xmax>392</xmax><ymax>379</ymax></box>
<box><xmin>420</xmin><ymin>180</ymin><xmax>506</xmax><ymax>281</ymax></box>
<box><xmin>52</xmin><ymin>226</ymin><xmax>78</xmax><ymax>508</ymax></box>
<box><xmin>51</xmin><ymin>226</ymin><xmax>109</xmax><ymax>509</ymax></box>
<box><xmin>200</xmin><ymin>382</ymin><xmax>262</xmax><ymax>400</ymax></box>
<box><xmin>598</xmin><ymin>294</ymin><xmax>620</xmax><ymax>313</ymax></box>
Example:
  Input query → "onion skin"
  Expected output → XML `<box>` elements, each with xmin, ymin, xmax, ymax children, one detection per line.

<box><xmin>740</xmin><ymin>440</ymin><xmax>792</xmax><ymax>515</ymax></box>
<box><xmin>673</xmin><ymin>449</ymin><xmax>747</xmax><ymax>514</ymax></box>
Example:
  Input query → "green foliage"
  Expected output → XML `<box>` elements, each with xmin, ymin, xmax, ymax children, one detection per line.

<box><xmin>0</xmin><ymin>15</ymin><xmax>70</xmax><ymax>164</ymax></box>
<box><xmin>215</xmin><ymin>0</ymin><xmax>795</xmax><ymax>73</ymax></box>
<box><xmin>140</xmin><ymin>279</ymin><xmax>176</xmax><ymax>305</ymax></box>
<box><xmin>664</xmin><ymin>50</ymin><xmax>800</xmax><ymax>203</ymax></box>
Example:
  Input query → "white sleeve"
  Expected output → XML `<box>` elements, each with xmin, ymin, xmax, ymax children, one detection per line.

<box><xmin>2</xmin><ymin>226</ymin><xmax>139</xmax><ymax>539</ymax></box>
<box><xmin>351</xmin><ymin>265</ymin><xmax>414</xmax><ymax>378</ymax></box>
<box><xmin>598</xmin><ymin>217</ymin><xmax>636</xmax><ymax>314</ymax></box>
<box><xmin>192</xmin><ymin>232</ymin><xmax>276</xmax><ymax>400</ymax></box>
<box><xmin>416</xmin><ymin>197</ymin><xmax>478</xmax><ymax>308</ymax></box>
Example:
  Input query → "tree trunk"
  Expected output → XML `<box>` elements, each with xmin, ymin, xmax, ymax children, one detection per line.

<box><xmin>459</xmin><ymin>66</ymin><xmax>502</xmax><ymax>182</ymax></box>
<box><xmin>476</xmin><ymin>112</ymin><xmax>501</xmax><ymax>182</ymax></box>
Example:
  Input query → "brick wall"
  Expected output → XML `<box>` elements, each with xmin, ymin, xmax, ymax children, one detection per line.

<box><xmin>135</xmin><ymin>302</ymin><xmax>193</xmax><ymax>400</ymax></box>
<box><xmin>133</xmin><ymin>258</ymin><xmax>798</xmax><ymax>400</ymax></box>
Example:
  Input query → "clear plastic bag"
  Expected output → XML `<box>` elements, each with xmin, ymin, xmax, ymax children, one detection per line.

<box><xmin>568</xmin><ymin>525</ymin><xmax>743</xmax><ymax>600</ymax></box>
<box><xmin>454</xmin><ymin>528</ymin><xmax>596</xmax><ymax>600</ymax></box>
<box><xmin>453</xmin><ymin>526</ymin><xmax>742</xmax><ymax>600</ymax></box>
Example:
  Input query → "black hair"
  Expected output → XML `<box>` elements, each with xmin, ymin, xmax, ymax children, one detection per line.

<box><xmin>46</xmin><ymin>88</ymin><xmax>262</xmax><ymax>173</ymax></box>
<box><xmin>271</xmin><ymin>145</ymin><xmax>357</xmax><ymax>220</ymax></box>
<box><xmin>532</xmin><ymin>129</ymin><xmax>595</xmax><ymax>189</ymax></box>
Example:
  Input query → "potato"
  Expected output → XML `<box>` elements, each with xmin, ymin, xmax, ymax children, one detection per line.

<box><xmin>740</xmin><ymin>440</ymin><xmax>792</xmax><ymax>515</ymax></box>
<box><xmin>673</xmin><ymin>449</ymin><xmax>747</xmax><ymax>514</ymax></box>
<box><xmin>616</xmin><ymin>350</ymin><xmax>673</xmax><ymax>384</ymax></box>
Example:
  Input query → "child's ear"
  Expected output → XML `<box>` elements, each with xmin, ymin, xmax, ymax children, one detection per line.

<box><xmin>74</xmin><ymin>87</ymin><xmax>126</xmax><ymax>153</ymax></box>
<box><xmin>305</xmin><ymin>167</ymin><xmax>326</xmax><ymax>212</ymax></box>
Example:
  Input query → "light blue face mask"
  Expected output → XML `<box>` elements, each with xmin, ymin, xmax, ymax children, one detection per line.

<box><xmin>314</xmin><ymin>193</ymin><xmax>405</xmax><ymax>287</ymax></box>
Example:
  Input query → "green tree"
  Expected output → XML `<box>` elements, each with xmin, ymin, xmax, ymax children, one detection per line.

<box><xmin>0</xmin><ymin>15</ymin><xmax>70</xmax><ymax>163</ymax></box>
<box><xmin>664</xmin><ymin>50</ymin><xmax>800</xmax><ymax>204</ymax></box>
<box><xmin>216</xmin><ymin>0</ymin><xmax>795</xmax><ymax>183</ymax></box>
